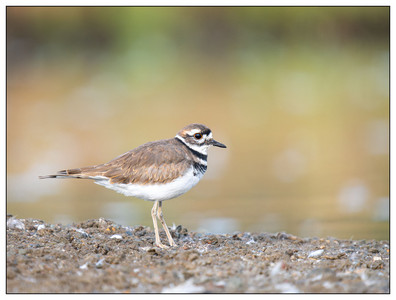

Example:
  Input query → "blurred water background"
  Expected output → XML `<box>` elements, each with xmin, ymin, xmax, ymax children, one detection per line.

<box><xmin>7</xmin><ymin>7</ymin><xmax>389</xmax><ymax>240</ymax></box>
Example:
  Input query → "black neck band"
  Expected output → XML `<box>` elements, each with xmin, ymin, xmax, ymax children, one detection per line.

<box><xmin>175</xmin><ymin>137</ymin><xmax>208</xmax><ymax>161</ymax></box>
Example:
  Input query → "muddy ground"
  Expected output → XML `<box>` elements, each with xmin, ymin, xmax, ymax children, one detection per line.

<box><xmin>6</xmin><ymin>216</ymin><xmax>389</xmax><ymax>293</ymax></box>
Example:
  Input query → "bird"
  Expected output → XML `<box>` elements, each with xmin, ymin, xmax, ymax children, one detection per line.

<box><xmin>40</xmin><ymin>123</ymin><xmax>227</xmax><ymax>248</ymax></box>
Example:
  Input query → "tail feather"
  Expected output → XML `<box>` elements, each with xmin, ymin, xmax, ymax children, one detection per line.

<box><xmin>39</xmin><ymin>168</ymin><xmax>95</xmax><ymax>179</ymax></box>
<box><xmin>39</xmin><ymin>174</ymin><xmax>60</xmax><ymax>179</ymax></box>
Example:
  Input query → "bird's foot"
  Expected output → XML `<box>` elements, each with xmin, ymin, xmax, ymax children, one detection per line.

<box><xmin>155</xmin><ymin>241</ymin><xmax>177</xmax><ymax>249</ymax></box>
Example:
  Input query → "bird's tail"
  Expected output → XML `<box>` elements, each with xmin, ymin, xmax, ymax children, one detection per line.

<box><xmin>39</xmin><ymin>168</ymin><xmax>96</xmax><ymax>180</ymax></box>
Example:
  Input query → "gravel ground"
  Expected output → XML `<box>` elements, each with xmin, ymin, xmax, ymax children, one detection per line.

<box><xmin>6</xmin><ymin>216</ymin><xmax>389</xmax><ymax>293</ymax></box>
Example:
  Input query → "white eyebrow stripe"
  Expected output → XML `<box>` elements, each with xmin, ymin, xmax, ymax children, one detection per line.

<box><xmin>187</xmin><ymin>129</ymin><xmax>201</xmax><ymax>135</ymax></box>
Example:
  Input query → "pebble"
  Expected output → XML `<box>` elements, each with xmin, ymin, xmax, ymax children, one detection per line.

<box><xmin>246</xmin><ymin>238</ymin><xmax>256</xmax><ymax>245</ymax></box>
<box><xmin>7</xmin><ymin>217</ymin><xmax>25</xmax><ymax>230</ymax></box>
<box><xmin>373</xmin><ymin>256</ymin><xmax>382</xmax><ymax>261</ymax></box>
<box><xmin>308</xmin><ymin>249</ymin><xmax>324</xmax><ymax>258</ymax></box>
<box><xmin>73</xmin><ymin>228</ymin><xmax>89</xmax><ymax>238</ymax></box>
<box><xmin>110</xmin><ymin>234</ymin><xmax>123</xmax><ymax>239</ymax></box>
<box><xmin>95</xmin><ymin>258</ymin><xmax>105</xmax><ymax>269</ymax></box>
<box><xmin>36</xmin><ymin>224</ymin><xmax>45</xmax><ymax>231</ymax></box>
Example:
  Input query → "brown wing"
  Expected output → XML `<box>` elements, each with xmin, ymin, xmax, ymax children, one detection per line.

<box><xmin>42</xmin><ymin>139</ymin><xmax>192</xmax><ymax>185</ymax></box>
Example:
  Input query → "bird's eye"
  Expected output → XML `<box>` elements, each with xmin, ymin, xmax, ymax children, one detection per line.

<box><xmin>194</xmin><ymin>133</ymin><xmax>203</xmax><ymax>139</ymax></box>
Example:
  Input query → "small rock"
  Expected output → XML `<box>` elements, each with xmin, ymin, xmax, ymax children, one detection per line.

<box><xmin>285</xmin><ymin>249</ymin><xmax>298</xmax><ymax>256</ymax></box>
<box><xmin>36</xmin><ymin>224</ymin><xmax>45</xmax><ymax>231</ymax></box>
<box><xmin>110</xmin><ymin>234</ymin><xmax>123</xmax><ymax>239</ymax></box>
<box><xmin>95</xmin><ymin>258</ymin><xmax>105</xmax><ymax>269</ymax></box>
<box><xmin>73</xmin><ymin>228</ymin><xmax>89</xmax><ymax>238</ymax></box>
<box><xmin>369</xmin><ymin>248</ymin><xmax>380</xmax><ymax>253</ymax></box>
<box><xmin>246</xmin><ymin>238</ymin><xmax>256</xmax><ymax>245</ymax></box>
<box><xmin>203</xmin><ymin>236</ymin><xmax>219</xmax><ymax>245</ymax></box>
<box><xmin>308</xmin><ymin>249</ymin><xmax>324</xmax><ymax>258</ymax></box>
<box><xmin>373</xmin><ymin>256</ymin><xmax>382</xmax><ymax>261</ymax></box>
<box><xmin>7</xmin><ymin>217</ymin><xmax>25</xmax><ymax>230</ymax></box>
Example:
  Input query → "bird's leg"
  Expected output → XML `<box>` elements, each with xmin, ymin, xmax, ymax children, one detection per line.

<box><xmin>151</xmin><ymin>201</ymin><xmax>167</xmax><ymax>248</ymax></box>
<box><xmin>157</xmin><ymin>201</ymin><xmax>176</xmax><ymax>247</ymax></box>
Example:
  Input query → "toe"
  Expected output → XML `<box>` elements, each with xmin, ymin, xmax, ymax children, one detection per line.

<box><xmin>156</xmin><ymin>242</ymin><xmax>169</xmax><ymax>249</ymax></box>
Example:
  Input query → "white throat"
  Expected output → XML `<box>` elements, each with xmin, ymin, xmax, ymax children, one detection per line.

<box><xmin>175</xmin><ymin>135</ymin><xmax>210</xmax><ymax>155</ymax></box>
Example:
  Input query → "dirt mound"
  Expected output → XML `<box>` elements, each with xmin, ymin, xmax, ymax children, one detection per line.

<box><xmin>6</xmin><ymin>217</ymin><xmax>389</xmax><ymax>293</ymax></box>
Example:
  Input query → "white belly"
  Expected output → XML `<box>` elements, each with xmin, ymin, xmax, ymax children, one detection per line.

<box><xmin>94</xmin><ymin>167</ymin><xmax>203</xmax><ymax>201</ymax></box>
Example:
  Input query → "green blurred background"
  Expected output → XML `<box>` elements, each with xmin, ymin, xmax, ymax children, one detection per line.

<box><xmin>7</xmin><ymin>7</ymin><xmax>389</xmax><ymax>240</ymax></box>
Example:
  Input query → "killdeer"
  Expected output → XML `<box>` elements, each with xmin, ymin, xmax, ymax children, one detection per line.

<box><xmin>40</xmin><ymin>123</ymin><xmax>226</xmax><ymax>248</ymax></box>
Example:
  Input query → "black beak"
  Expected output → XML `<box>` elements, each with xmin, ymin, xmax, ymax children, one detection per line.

<box><xmin>210</xmin><ymin>139</ymin><xmax>227</xmax><ymax>148</ymax></box>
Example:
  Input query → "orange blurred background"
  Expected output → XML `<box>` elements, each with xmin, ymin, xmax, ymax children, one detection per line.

<box><xmin>7</xmin><ymin>7</ymin><xmax>389</xmax><ymax>240</ymax></box>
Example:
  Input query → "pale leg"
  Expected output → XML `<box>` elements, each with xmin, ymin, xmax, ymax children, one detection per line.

<box><xmin>157</xmin><ymin>201</ymin><xmax>176</xmax><ymax>247</ymax></box>
<box><xmin>151</xmin><ymin>201</ymin><xmax>167</xmax><ymax>248</ymax></box>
